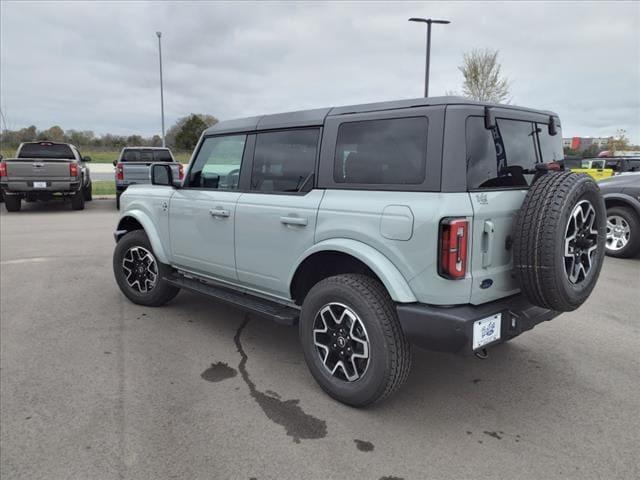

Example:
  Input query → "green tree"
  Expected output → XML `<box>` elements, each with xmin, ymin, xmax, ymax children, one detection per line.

<box><xmin>175</xmin><ymin>114</ymin><xmax>209</xmax><ymax>151</ymax></box>
<box><xmin>126</xmin><ymin>134</ymin><xmax>144</xmax><ymax>146</ymax></box>
<box><xmin>459</xmin><ymin>49</ymin><xmax>510</xmax><ymax>103</ymax></box>
<box><xmin>40</xmin><ymin>125</ymin><xmax>65</xmax><ymax>142</ymax></box>
<box><xmin>166</xmin><ymin>114</ymin><xmax>218</xmax><ymax>148</ymax></box>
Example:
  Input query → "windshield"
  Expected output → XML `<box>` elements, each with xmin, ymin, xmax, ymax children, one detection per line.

<box><xmin>18</xmin><ymin>142</ymin><xmax>75</xmax><ymax>159</ymax></box>
<box><xmin>121</xmin><ymin>149</ymin><xmax>173</xmax><ymax>162</ymax></box>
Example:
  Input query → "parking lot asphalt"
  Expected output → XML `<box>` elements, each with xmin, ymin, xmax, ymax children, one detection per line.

<box><xmin>1</xmin><ymin>199</ymin><xmax>639</xmax><ymax>480</ymax></box>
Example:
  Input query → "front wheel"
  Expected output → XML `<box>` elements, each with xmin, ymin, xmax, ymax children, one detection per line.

<box><xmin>299</xmin><ymin>274</ymin><xmax>411</xmax><ymax>407</ymax></box>
<box><xmin>606</xmin><ymin>206</ymin><xmax>640</xmax><ymax>258</ymax></box>
<box><xmin>113</xmin><ymin>230</ymin><xmax>180</xmax><ymax>306</ymax></box>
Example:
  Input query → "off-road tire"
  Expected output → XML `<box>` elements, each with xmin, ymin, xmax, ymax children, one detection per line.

<box><xmin>605</xmin><ymin>206</ymin><xmax>640</xmax><ymax>258</ymax></box>
<box><xmin>71</xmin><ymin>190</ymin><xmax>85</xmax><ymax>210</ymax></box>
<box><xmin>113</xmin><ymin>230</ymin><xmax>180</xmax><ymax>307</ymax></box>
<box><xmin>513</xmin><ymin>172</ymin><xmax>605</xmax><ymax>312</ymax></box>
<box><xmin>299</xmin><ymin>274</ymin><xmax>411</xmax><ymax>407</ymax></box>
<box><xmin>4</xmin><ymin>195</ymin><xmax>21</xmax><ymax>212</ymax></box>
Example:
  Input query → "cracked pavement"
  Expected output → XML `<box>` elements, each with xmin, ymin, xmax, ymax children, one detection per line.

<box><xmin>1</xmin><ymin>199</ymin><xmax>639</xmax><ymax>479</ymax></box>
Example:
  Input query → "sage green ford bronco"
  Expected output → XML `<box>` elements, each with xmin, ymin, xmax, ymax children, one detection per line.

<box><xmin>112</xmin><ymin>97</ymin><xmax>605</xmax><ymax>406</ymax></box>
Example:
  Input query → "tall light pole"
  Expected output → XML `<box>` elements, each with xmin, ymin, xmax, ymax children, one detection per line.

<box><xmin>408</xmin><ymin>18</ymin><xmax>450</xmax><ymax>97</ymax></box>
<box><xmin>156</xmin><ymin>31</ymin><xmax>166</xmax><ymax>147</ymax></box>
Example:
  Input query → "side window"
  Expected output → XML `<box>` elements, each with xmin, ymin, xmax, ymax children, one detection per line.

<box><xmin>466</xmin><ymin>117</ymin><xmax>540</xmax><ymax>189</ymax></box>
<box><xmin>334</xmin><ymin>117</ymin><xmax>427</xmax><ymax>185</ymax></box>
<box><xmin>251</xmin><ymin>129</ymin><xmax>319</xmax><ymax>193</ymax></box>
<box><xmin>186</xmin><ymin>135</ymin><xmax>246</xmax><ymax>189</ymax></box>
<box><xmin>537</xmin><ymin>123</ymin><xmax>563</xmax><ymax>163</ymax></box>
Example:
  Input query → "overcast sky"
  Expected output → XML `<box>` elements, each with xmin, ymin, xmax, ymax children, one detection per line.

<box><xmin>1</xmin><ymin>1</ymin><xmax>639</xmax><ymax>142</ymax></box>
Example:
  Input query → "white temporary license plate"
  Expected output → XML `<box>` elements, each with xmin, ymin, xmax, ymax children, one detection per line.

<box><xmin>33</xmin><ymin>182</ymin><xmax>47</xmax><ymax>189</ymax></box>
<box><xmin>473</xmin><ymin>314</ymin><xmax>502</xmax><ymax>350</ymax></box>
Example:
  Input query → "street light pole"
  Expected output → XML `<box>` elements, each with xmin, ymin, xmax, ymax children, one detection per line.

<box><xmin>156</xmin><ymin>31</ymin><xmax>165</xmax><ymax>147</ymax></box>
<box><xmin>408</xmin><ymin>18</ymin><xmax>450</xmax><ymax>97</ymax></box>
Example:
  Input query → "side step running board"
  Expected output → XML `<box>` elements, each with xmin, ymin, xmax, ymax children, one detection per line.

<box><xmin>164</xmin><ymin>274</ymin><xmax>299</xmax><ymax>326</ymax></box>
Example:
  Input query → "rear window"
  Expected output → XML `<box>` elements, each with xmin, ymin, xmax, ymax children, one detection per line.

<box><xmin>18</xmin><ymin>143</ymin><xmax>75</xmax><ymax>159</ymax></box>
<box><xmin>121</xmin><ymin>149</ymin><xmax>173</xmax><ymax>162</ymax></box>
<box><xmin>334</xmin><ymin>117</ymin><xmax>428</xmax><ymax>185</ymax></box>
<box><xmin>466</xmin><ymin>117</ymin><xmax>563</xmax><ymax>190</ymax></box>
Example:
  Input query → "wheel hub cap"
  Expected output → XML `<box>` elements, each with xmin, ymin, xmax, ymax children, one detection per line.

<box><xmin>564</xmin><ymin>200</ymin><xmax>599</xmax><ymax>285</ymax></box>
<box><xmin>606</xmin><ymin>215</ymin><xmax>630</xmax><ymax>251</ymax></box>
<box><xmin>122</xmin><ymin>246</ymin><xmax>158</xmax><ymax>293</ymax></box>
<box><xmin>312</xmin><ymin>303</ymin><xmax>370</xmax><ymax>382</ymax></box>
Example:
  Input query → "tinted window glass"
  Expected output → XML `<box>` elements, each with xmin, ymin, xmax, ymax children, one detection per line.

<box><xmin>537</xmin><ymin>124</ymin><xmax>563</xmax><ymax>163</ymax></box>
<box><xmin>18</xmin><ymin>142</ymin><xmax>74</xmax><ymax>159</ymax></box>
<box><xmin>121</xmin><ymin>149</ymin><xmax>174</xmax><ymax>162</ymax></box>
<box><xmin>186</xmin><ymin>135</ymin><xmax>246</xmax><ymax>189</ymax></box>
<box><xmin>334</xmin><ymin>117</ymin><xmax>427</xmax><ymax>185</ymax></box>
<box><xmin>466</xmin><ymin>117</ymin><xmax>540</xmax><ymax>189</ymax></box>
<box><xmin>251</xmin><ymin>129</ymin><xmax>319</xmax><ymax>193</ymax></box>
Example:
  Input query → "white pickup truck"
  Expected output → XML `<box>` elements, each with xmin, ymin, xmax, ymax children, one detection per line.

<box><xmin>114</xmin><ymin>147</ymin><xmax>183</xmax><ymax>209</ymax></box>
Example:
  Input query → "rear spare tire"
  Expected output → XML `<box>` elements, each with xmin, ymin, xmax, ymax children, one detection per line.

<box><xmin>513</xmin><ymin>172</ymin><xmax>605</xmax><ymax>312</ymax></box>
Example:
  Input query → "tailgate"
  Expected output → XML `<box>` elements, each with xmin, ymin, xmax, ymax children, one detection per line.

<box><xmin>5</xmin><ymin>158</ymin><xmax>73</xmax><ymax>179</ymax></box>
<box><xmin>468</xmin><ymin>190</ymin><xmax>525</xmax><ymax>304</ymax></box>
<box><xmin>121</xmin><ymin>163</ymin><xmax>153</xmax><ymax>183</ymax></box>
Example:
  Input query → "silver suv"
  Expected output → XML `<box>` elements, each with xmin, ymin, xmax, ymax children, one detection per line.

<box><xmin>112</xmin><ymin>97</ymin><xmax>606</xmax><ymax>406</ymax></box>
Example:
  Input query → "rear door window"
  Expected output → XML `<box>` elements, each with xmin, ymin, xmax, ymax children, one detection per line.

<box><xmin>334</xmin><ymin>117</ymin><xmax>428</xmax><ymax>185</ymax></box>
<box><xmin>250</xmin><ymin>129</ymin><xmax>319</xmax><ymax>193</ymax></box>
<box><xmin>18</xmin><ymin>142</ymin><xmax>75</xmax><ymax>159</ymax></box>
<box><xmin>466</xmin><ymin>117</ymin><xmax>561</xmax><ymax>189</ymax></box>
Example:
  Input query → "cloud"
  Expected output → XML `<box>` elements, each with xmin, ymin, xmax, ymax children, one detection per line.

<box><xmin>1</xmin><ymin>0</ymin><xmax>639</xmax><ymax>142</ymax></box>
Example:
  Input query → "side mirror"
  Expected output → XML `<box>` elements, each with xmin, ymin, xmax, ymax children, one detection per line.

<box><xmin>83</xmin><ymin>156</ymin><xmax>92</xmax><ymax>162</ymax></box>
<box><xmin>151</xmin><ymin>163</ymin><xmax>174</xmax><ymax>187</ymax></box>
<box><xmin>112</xmin><ymin>160</ymin><xmax>117</xmax><ymax>167</ymax></box>
<box><xmin>0</xmin><ymin>154</ymin><xmax>3</xmax><ymax>160</ymax></box>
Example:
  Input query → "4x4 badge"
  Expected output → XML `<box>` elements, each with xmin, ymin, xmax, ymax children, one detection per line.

<box><xmin>476</xmin><ymin>193</ymin><xmax>488</xmax><ymax>205</ymax></box>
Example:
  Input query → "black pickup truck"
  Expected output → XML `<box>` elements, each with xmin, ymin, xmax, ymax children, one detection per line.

<box><xmin>0</xmin><ymin>142</ymin><xmax>92</xmax><ymax>211</ymax></box>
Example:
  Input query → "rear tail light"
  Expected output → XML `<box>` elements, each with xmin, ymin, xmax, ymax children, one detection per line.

<box><xmin>0</xmin><ymin>161</ymin><xmax>6</xmax><ymax>177</ymax></box>
<box><xmin>69</xmin><ymin>163</ymin><xmax>78</xmax><ymax>177</ymax></box>
<box><xmin>115</xmin><ymin>163</ymin><xmax>124</xmax><ymax>181</ymax></box>
<box><xmin>439</xmin><ymin>218</ymin><xmax>469</xmax><ymax>280</ymax></box>
<box><xmin>178</xmin><ymin>163</ymin><xmax>184</xmax><ymax>180</ymax></box>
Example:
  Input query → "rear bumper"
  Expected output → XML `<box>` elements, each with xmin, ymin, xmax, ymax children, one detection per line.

<box><xmin>396</xmin><ymin>294</ymin><xmax>560</xmax><ymax>354</ymax></box>
<box><xmin>0</xmin><ymin>180</ymin><xmax>81</xmax><ymax>194</ymax></box>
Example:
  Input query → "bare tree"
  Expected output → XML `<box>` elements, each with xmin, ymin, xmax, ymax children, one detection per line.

<box><xmin>459</xmin><ymin>49</ymin><xmax>510</xmax><ymax>103</ymax></box>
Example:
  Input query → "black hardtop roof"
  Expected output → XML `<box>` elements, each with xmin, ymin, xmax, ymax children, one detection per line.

<box><xmin>204</xmin><ymin>96</ymin><xmax>558</xmax><ymax>135</ymax></box>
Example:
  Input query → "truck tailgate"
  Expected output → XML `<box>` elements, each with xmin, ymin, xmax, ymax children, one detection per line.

<box><xmin>120</xmin><ymin>162</ymin><xmax>182</xmax><ymax>184</ymax></box>
<box><xmin>5</xmin><ymin>158</ymin><xmax>73</xmax><ymax>180</ymax></box>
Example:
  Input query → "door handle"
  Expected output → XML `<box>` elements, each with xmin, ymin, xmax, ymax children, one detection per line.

<box><xmin>280</xmin><ymin>216</ymin><xmax>307</xmax><ymax>227</ymax></box>
<box><xmin>482</xmin><ymin>220</ymin><xmax>495</xmax><ymax>268</ymax></box>
<box><xmin>209</xmin><ymin>208</ymin><xmax>230</xmax><ymax>218</ymax></box>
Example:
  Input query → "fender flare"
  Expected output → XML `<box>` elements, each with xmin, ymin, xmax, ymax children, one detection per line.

<box><xmin>603</xmin><ymin>192</ymin><xmax>640</xmax><ymax>216</ymax></box>
<box><xmin>116</xmin><ymin>209</ymin><xmax>169</xmax><ymax>264</ymax></box>
<box><xmin>288</xmin><ymin>238</ymin><xmax>417</xmax><ymax>303</ymax></box>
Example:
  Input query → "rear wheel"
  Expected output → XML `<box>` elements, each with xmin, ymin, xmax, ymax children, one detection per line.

<box><xmin>113</xmin><ymin>230</ymin><xmax>180</xmax><ymax>306</ymax></box>
<box><xmin>71</xmin><ymin>190</ymin><xmax>85</xmax><ymax>210</ymax></box>
<box><xmin>3</xmin><ymin>195</ymin><xmax>21</xmax><ymax>212</ymax></box>
<box><xmin>605</xmin><ymin>206</ymin><xmax>640</xmax><ymax>258</ymax></box>
<box><xmin>299</xmin><ymin>274</ymin><xmax>411</xmax><ymax>407</ymax></box>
